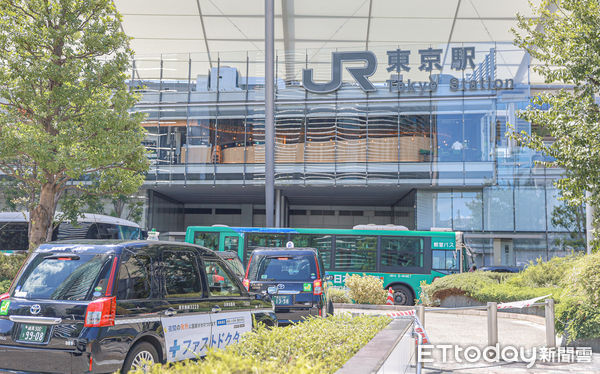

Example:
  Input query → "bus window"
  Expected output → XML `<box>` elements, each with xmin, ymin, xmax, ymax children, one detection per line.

<box><xmin>0</xmin><ymin>223</ymin><xmax>28</xmax><ymax>251</ymax></box>
<box><xmin>432</xmin><ymin>250</ymin><xmax>459</xmax><ymax>273</ymax></box>
<box><xmin>381</xmin><ymin>237</ymin><xmax>423</xmax><ymax>268</ymax></box>
<box><xmin>289</xmin><ymin>234</ymin><xmax>332</xmax><ymax>270</ymax></box>
<box><xmin>223</xmin><ymin>236</ymin><xmax>239</xmax><ymax>252</ymax></box>
<box><xmin>194</xmin><ymin>231</ymin><xmax>220</xmax><ymax>250</ymax></box>
<box><xmin>334</xmin><ymin>235</ymin><xmax>376</xmax><ymax>271</ymax></box>
<box><xmin>87</xmin><ymin>223</ymin><xmax>120</xmax><ymax>239</ymax></box>
<box><xmin>245</xmin><ymin>233</ymin><xmax>287</xmax><ymax>260</ymax></box>
<box><xmin>119</xmin><ymin>225</ymin><xmax>141</xmax><ymax>240</ymax></box>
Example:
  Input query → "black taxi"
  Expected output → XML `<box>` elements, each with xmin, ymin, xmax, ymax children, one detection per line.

<box><xmin>243</xmin><ymin>247</ymin><xmax>333</xmax><ymax>324</ymax></box>
<box><xmin>0</xmin><ymin>240</ymin><xmax>276</xmax><ymax>373</ymax></box>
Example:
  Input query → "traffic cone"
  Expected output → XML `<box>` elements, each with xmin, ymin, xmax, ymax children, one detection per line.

<box><xmin>386</xmin><ymin>287</ymin><xmax>394</xmax><ymax>305</ymax></box>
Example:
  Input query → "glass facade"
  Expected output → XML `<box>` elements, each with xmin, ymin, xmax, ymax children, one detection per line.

<box><xmin>131</xmin><ymin>43</ymin><xmax>584</xmax><ymax>267</ymax></box>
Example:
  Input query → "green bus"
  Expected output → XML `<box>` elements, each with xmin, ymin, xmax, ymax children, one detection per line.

<box><xmin>184</xmin><ymin>225</ymin><xmax>467</xmax><ymax>305</ymax></box>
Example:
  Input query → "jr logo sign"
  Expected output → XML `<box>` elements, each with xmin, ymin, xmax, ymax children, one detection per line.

<box><xmin>302</xmin><ymin>51</ymin><xmax>377</xmax><ymax>93</ymax></box>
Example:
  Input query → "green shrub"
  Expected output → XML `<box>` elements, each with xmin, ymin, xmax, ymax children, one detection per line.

<box><xmin>344</xmin><ymin>274</ymin><xmax>387</xmax><ymax>304</ymax></box>
<box><xmin>475</xmin><ymin>283</ymin><xmax>561</xmax><ymax>303</ymax></box>
<box><xmin>562</xmin><ymin>252</ymin><xmax>600</xmax><ymax>305</ymax></box>
<box><xmin>0</xmin><ymin>253</ymin><xmax>27</xmax><ymax>283</ymax></box>
<box><xmin>328</xmin><ymin>287</ymin><xmax>351</xmax><ymax>304</ymax></box>
<box><xmin>556</xmin><ymin>296</ymin><xmax>600</xmax><ymax>342</ymax></box>
<box><xmin>420</xmin><ymin>271</ymin><xmax>514</xmax><ymax>305</ymax></box>
<box><xmin>507</xmin><ymin>255</ymin><xmax>580</xmax><ymax>288</ymax></box>
<box><xmin>420</xmin><ymin>254</ymin><xmax>600</xmax><ymax>341</ymax></box>
<box><xmin>0</xmin><ymin>280</ymin><xmax>10</xmax><ymax>294</ymax></box>
<box><xmin>132</xmin><ymin>314</ymin><xmax>391</xmax><ymax>374</ymax></box>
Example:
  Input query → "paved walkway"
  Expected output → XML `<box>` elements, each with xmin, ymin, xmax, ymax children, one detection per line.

<box><xmin>336</xmin><ymin>307</ymin><xmax>600</xmax><ymax>373</ymax></box>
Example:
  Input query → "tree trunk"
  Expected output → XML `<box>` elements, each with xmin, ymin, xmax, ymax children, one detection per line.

<box><xmin>113</xmin><ymin>198</ymin><xmax>125</xmax><ymax>218</ymax></box>
<box><xmin>29</xmin><ymin>183</ymin><xmax>57</xmax><ymax>251</ymax></box>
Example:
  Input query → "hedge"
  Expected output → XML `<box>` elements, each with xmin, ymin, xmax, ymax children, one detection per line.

<box><xmin>132</xmin><ymin>314</ymin><xmax>391</xmax><ymax>374</ymax></box>
<box><xmin>420</xmin><ymin>253</ymin><xmax>600</xmax><ymax>342</ymax></box>
<box><xmin>0</xmin><ymin>252</ymin><xmax>27</xmax><ymax>293</ymax></box>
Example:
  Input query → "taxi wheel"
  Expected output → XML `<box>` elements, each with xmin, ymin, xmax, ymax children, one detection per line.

<box><xmin>393</xmin><ymin>285</ymin><xmax>415</xmax><ymax>306</ymax></box>
<box><xmin>122</xmin><ymin>342</ymin><xmax>159</xmax><ymax>373</ymax></box>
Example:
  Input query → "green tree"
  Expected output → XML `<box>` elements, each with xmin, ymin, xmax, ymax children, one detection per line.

<box><xmin>0</xmin><ymin>0</ymin><xmax>148</xmax><ymax>250</ymax></box>
<box><xmin>512</xmin><ymin>0</ymin><xmax>600</xmax><ymax>246</ymax></box>
<box><xmin>551</xmin><ymin>203</ymin><xmax>586</xmax><ymax>251</ymax></box>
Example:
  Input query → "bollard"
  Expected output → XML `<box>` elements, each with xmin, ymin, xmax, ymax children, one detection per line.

<box><xmin>545</xmin><ymin>299</ymin><xmax>556</xmax><ymax>348</ymax></box>
<box><xmin>487</xmin><ymin>302</ymin><xmax>498</xmax><ymax>347</ymax></box>
<box><xmin>417</xmin><ymin>305</ymin><xmax>425</xmax><ymax>327</ymax></box>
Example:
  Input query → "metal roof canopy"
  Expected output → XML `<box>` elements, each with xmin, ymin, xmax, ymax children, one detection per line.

<box><xmin>115</xmin><ymin>0</ymin><xmax>545</xmax><ymax>84</ymax></box>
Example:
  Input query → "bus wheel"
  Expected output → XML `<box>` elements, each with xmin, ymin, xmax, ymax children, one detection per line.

<box><xmin>392</xmin><ymin>285</ymin><xmax>414</xmax><ymax>306</ymax></box>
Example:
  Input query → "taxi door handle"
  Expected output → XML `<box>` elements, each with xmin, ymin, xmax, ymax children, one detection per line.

<box><xmin>211</xmin><ymin>306</ymin><xmax>221</xmax><ymax>313</ymax></box>
<box><xmin>164</xmin><ymin>308</ymin><xmax>177</xmax><ymax>317</ymax></box>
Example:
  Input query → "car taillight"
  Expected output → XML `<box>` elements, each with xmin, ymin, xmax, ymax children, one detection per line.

<box><xmin>313</xmin><ymin>279</ymin><xmax>322</xmax><ymax>296</ymax></box>
<box><xmin>0</xmin><ymin>293</ymin><xmax>9</xmax><ymax>301</ymax></box>
<box><xmin>242</xmin><ymin>278</ymin><xmax>250</xmax><ymax>291</ymax></box>
<box><xmin>84</xmin><ymin>297</ymin><xmax>116</xmax><ymax>327</ymax></box>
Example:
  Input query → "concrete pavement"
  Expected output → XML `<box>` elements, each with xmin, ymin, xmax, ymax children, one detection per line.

<box><xmin>335</xmin><ymin>306</ymin><xmax>600</xmax><ymax>373</ymax></box>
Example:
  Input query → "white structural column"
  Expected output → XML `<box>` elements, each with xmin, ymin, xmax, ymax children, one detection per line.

<box><xmin>275</xmin><ymin>189</ymin><xmax>281</xmax><ymax>228</ymax></box>
<box><xmin>281</xmin><ymin>0</ymin><xmax>296</xmax><ymax>83</ymax></box>
<box><xmin>265</xmin><ymin>0</ymin><xmax>275</xmax><ymax>227</ymax></box>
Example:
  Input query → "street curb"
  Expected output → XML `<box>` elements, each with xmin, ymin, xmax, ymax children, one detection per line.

<box><xmin>336</xmin><ymin>318</ymin><xmax>413</xmax><ymax>374</ymax></box>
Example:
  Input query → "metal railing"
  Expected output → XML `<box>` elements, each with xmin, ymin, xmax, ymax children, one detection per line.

<box><xmin>412</xmin><ymin>299</ymin><xmax>557</xmax><ymax>370</ymax></box>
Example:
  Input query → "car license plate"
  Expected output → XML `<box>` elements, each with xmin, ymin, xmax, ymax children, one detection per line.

<box><xmin>17</xmin><ymin>324</ymin><xmax>47</xmax><ymax>343</ymax></box>
<box><xmin>273</xmin><ymin>295</ymin><xmax>291</xmax><ymax>305</ymax></box>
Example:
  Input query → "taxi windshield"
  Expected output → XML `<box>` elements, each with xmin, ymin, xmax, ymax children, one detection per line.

<box><xmin>248</xmin><ymin>254</ymin><xmax>317</xmax><ymax>281</ymax></box>
<box><xmin>13</xmin><ymin>253</ymin><xmax>112</xmax><ymax>301</ymax></box>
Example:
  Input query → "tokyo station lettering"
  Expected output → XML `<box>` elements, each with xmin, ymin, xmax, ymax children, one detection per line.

<box><xmin>302</xmin><ymin>46</ymin><xmax>515</xmax><ymax>95</ymax></box>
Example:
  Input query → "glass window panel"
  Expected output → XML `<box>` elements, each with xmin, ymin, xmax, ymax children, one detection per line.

<box><xmin>546</xmin><ymin>188</ymin><xmax>575</xmax><ymax>232</ymax></box>
<box><xmin>513</xmin><ymin>239</ymin><xmax>547</xmax><ymax>266</ymax></box>
<box><xmin>515</xmin><ymin>187</ymin><xmax>546</xmax><ymax>231</ymax></box>
<box><xmin>15</xmin><ymin>254</ymin><xmax>111</xmax><ymax>301</ymax></box>
<box><xmin>484</xmin><ymin>187</ymin><xmax>514</xmax><ymax>231</ymax></box>
<box><xmin>205</xmin><ymin>260</ymin><xmax>242</xmax><ymax>297</ymax></box>
<box><xmin>224</xmin><ymin>236</ymin><xmax>239</xmax><ymax>252</ymax></box>
<box><xmin>433</xmin><ymin>101</ymin><xmax>463</xmax><ymax>162</ymax></box>
<box><xmin>0</xmin><ymin>223</ymin><xmax>28</xmax><ymax>251</ymax></box>
<box><xmin>416</xmin><ymin>190</ymin><xmax>434</xmax><ymax>230</ymax></box>
<box><xmin>117</xmin><ymin>255</ymin><xmax>152</xmax><ymax>300</ymax></box>
<box><xmin>380</xmin><ymin>237</ymin><xmax>423</xmax><ymax>268</ymax></box>
<box><xmin>246</xmin><ymin>233</ymin><xmax>287</xmax><ymax>260</ymax></box>
<box><xmin>435</xmin><ymin>192</ymin><xmax>453</xmax><ymax>228</ymax></box>
<box><xmin>432</xmin><ymin>250</ymin><xmax>459</xmax><ymax>272</ymax></box>
<box><xmin>289</xmin><ymin>234</ymin><xmax>332</xmax><ymax>269</ymax></box>
<box><xmin>194</xmin><ymin>232</ymin><xmax>220</xmax><ymax>250</ymax></box>
<box><xmin>162</xmin><ymin>251</ymin><xmax>203</xmax><ymax>298</ymax></box>
<box><xmin>547</xmin><ymin>233</ymin><xmax>585</xmax><ymax>255</ymax></box>
<box><xmin>452</xmin><ymin>191</ymin><xmax>482</xmax><ymax>231</ymax></box>
<box><xmin>334</xmin><ymin>235</ymin><xmax>376</xmax><ymax>271</ymax></box>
